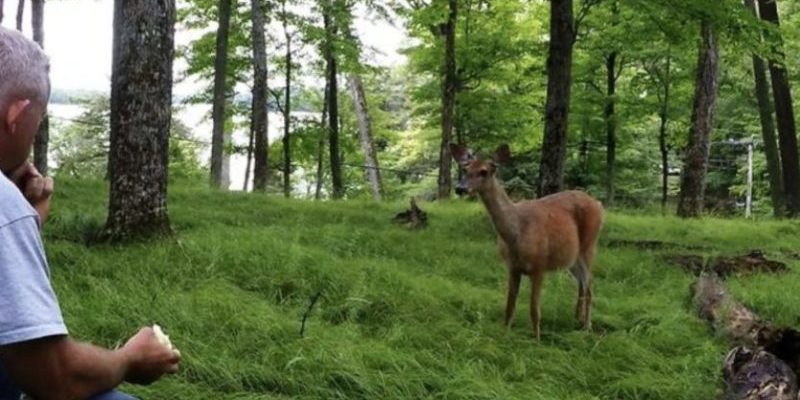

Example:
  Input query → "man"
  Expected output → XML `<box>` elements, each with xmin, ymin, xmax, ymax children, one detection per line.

<box><xmin>0</xmin><ymin>27</ymin><xmax>180</xmax><ymax>400</ymax></box>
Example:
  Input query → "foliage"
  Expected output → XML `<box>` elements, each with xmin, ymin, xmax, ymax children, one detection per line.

<box><xmin>132</xmin><ymin>0</ymin><xmax>800</xmax><ymax>210</ymax></box>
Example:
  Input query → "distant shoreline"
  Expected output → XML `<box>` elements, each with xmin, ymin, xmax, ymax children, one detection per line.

<box><xmin>50</xmin><ymin>88</ymin><xmax>318</xmax><ymax>112</ymax></box>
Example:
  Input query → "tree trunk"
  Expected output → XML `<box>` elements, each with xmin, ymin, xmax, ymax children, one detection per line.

<box><xmin>745</xmin><ymin>0</ymin><xmax>784</xmax><ymax>217</ymax></box>
<box><xmin>538</xmin><ymin>0</ymin><xmax>574</xmax><ymax>197</ymax></box>
<box><xmin>659</xmin><ymin>56</ymin><xmax>671</xmax><ymax>212</ymax></box>
<box><xmin>0</xmin><ymin>0</ymin><xmax>4</xmax><ymax>24</ymax></box>
<box><xmin>222</xmin><ymin>150</ymin><xmax>231</xmax><ymax>188</ymax></box>
<box><xmin>436</xmin><ymin>0</ymin><xmax>457</xmax><ymax>200</ymax></box>
<box><xmin>315</xmin><ymin>84</ymin><xmax>329</xmax><ymax>200</ymax></box>
<box><xmin>753</xmin><ymin>60</ymin><xmax>785</xmax><ymax>217</ymax></box>
<box><xmin>455</xmin><ymin>107</ymin><xmax>465</xmax><ymax>183</ymax></box>
<box><xmin>604</xmin><ymin>1</ymin><xmax>619</xmax><ymax>207</ymax></box>
<box><xmin>210</xmin><ymin>0</ymin><xmax>232</xmax><ymax>189</ymax></box>
<box><xmin>605</xmin><ymin>50</ymin><xmax>617</xmax><ymax>207</ymax></box>
<box><xmin>251</xmin><ymin>0</ymin><xmax>269</xmax><ymax>192</ymax></box>
<box><xmin>677</xmin><ymin>21</ymin><xmax>719</xmax><ymax>218</ymax></box>
<box><xmin>243</xmin><ymin>118</ymin><xmax>254</xmax><ymax>191</ymax></box>
<box><xmin>757</xmin><ymin>0</ymin><xmax>800</xmax><ymax>218</ymax></box>
<box><xmin>323</xmin><ymin>1</ymin><xmax>343</xmax><ymax>199</ymax></box>
<box><xmin>282</xmin><ymin>14</ymin><xmax>292</xmax><ymax>198</ymax></box>
<box><xmin>31</xmin><ymin>0</ymin><xmax>48</xmax><ymax>176</ymax></box>
<box><xmin>105</xmin><ymin>0</ymin><xmax>174</xmax><ymax>239</ymax></box>
<box><xmin>348</xmin><ymin>75</ymin><xmax>383</xmax><ymax>200</ymax></box>
<box><xmin>15</xmin><ymin>0</ymin><xmax>23</xmax><ymax>31</ymax></box>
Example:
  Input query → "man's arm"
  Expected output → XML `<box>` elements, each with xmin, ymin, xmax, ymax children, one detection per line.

<box><xmin>0</xmin><ymin>327</ymin><xmax>180</xmax><ymax>400</ymax></box>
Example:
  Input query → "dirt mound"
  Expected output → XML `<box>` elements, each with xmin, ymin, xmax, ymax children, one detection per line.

<box><xmin>665</xmin><ymin>250</ymin><xmax>788</xmax><ymax>277</ymax></box>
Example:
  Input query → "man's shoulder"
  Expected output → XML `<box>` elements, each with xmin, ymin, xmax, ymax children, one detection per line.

<box><xmin>0</xmin><ymin>173</ymin><xmax>37</xmax><ymax>229</ymax></box>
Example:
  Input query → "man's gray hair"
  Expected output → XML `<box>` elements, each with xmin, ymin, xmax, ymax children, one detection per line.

<box><xmin>0</xmin><ymin>26</ymin><xmax>50</xmax><ymax>109</ymax></box>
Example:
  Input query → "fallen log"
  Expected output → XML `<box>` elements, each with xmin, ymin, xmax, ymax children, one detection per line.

<box><xmin>723</xmin><ymin>346</ymin><xmax>798</xmax><ymax>400</ymax></box>
<box><xmin>691</xmin><ymin>273</ymin><xmax>761</xmax><ymax>343</ymax></box>
<box><xmin>691</xmin><ymin>273</ymin><xmax>800</xmax><ymax>399</ymax></box>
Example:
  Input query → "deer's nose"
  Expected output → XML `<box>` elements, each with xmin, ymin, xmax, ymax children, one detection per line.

<box><xmin>455</xmin><ymin>185</ymin><xmax>468</xmax><ymax>196</ymax></box>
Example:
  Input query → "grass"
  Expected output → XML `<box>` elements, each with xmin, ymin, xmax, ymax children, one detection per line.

<box><xmin>41</xmin><ymin>179</ymin><xmax>800</xmax><ymax>399</ymax></box>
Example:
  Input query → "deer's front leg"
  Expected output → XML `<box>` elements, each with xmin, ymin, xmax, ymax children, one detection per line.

<box><xmin>504</xmin><ymin>271</ymin><xmax>522</xmax><ymax>328</ymax></box>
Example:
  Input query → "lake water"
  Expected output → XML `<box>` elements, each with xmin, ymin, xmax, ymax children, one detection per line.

<box><xmin>49</xmin><ymin>103</ymin><xmax>317</xmax><ymax>192</ymax></box>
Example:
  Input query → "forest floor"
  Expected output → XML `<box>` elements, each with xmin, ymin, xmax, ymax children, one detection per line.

<box><xmin>44</xmin><ymin>179</ymin><xmax>800</xmax><ymax>399</ymax></box>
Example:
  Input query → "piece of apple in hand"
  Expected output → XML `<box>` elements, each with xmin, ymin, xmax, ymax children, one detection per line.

<box><xmin>152</xmin><ymin>324</ymin><xmax>181</xmax><ymax>357</ymax></box>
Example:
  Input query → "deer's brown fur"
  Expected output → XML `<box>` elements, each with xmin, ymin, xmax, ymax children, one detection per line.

<box><xmin>452</xmin><ymin>144</ymin><xmax>604</xmax><ymax>340</ymax></box>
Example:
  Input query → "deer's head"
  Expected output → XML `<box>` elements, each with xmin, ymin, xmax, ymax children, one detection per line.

<box><xmin>450</xmin><ymin>143</ymin><xmax>511</xmax><ymax>196</ymax></box>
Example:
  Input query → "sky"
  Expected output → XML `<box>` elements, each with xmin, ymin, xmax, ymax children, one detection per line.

<box><xmin>0</xmin><ymin>0</ymin><xmax>409</xmax><ymax>95</ymax></box>
<box><xmin>0</xmin><ymin>0</ymin><xmax>409</xmax><ymax>191</ymax></box>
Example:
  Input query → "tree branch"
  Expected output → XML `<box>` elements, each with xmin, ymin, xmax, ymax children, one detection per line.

<box><xmin>299</xmin><ymin>291</ymin><xmax>323</xmax><ymax>338</ymax></box>
<box><xmin>269</xmin><ymin>88</ymin><xmax>286</xmax><ymax>115</ymax></box>
<box><xmin>585</xmin><ymin>79</ymin><xmax>603</xmax><ymax>95</ymax></box>
<box><xmin>407</xmin><ymin>0</ymin><xmax>429</xmax><ymax>11</ymax></box>
<box><xmin>614</xmin><ymin>55</ymin><xmax>626</xmax><ymax>82</ymax></box>
<box><xmin>573</xmin><ymin>0</ymin><xmax>603</xmax><ymax>43</ymax></box>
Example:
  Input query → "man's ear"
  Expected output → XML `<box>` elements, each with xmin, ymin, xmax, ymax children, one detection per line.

<box><xmin>494</xmin><ymin>144</ymin><xmax>511</xmax><ymax>165</ymax></box>
<box><xmin>5</xmin><ymin>100</ymin><xmax>32</xmax><ymax>134</ymax></box>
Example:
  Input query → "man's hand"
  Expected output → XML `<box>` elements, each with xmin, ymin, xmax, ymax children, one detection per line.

<box><xmin>120</xmin><ymin>327</ymin><xmax>181</xmax><ymax>385</ymax></box>
<box><xmin>8</xmin><ymin>162</ymin><xmax>53</xmax><ymax>225</ymax></box>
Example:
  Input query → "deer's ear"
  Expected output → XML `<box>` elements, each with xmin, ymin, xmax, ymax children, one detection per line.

<box><xmin>449</xmin><ymin>143</ymin><xmax>472</xmax><ymax>165</ymax></box>
<box><xmin>494</xmin><ymin>144</ymin><xmax>511</xmax><ymax>165</ymax></box>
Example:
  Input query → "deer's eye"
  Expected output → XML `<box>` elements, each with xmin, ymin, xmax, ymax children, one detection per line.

<box><xmin>479</xmin><ymin>169</ymin><xmax>489</xmax><ymax>178</ymax></box>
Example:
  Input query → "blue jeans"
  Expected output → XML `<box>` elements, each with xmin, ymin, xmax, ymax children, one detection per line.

<box><xmin>1</xmin><ymin>363</ymin><xmax>136</xmax><ymax>400</ymax></box>
<box><xmin>87</xmin><ymin>391</ymin><xmax>138</xmax><ymax>400</ymax></box>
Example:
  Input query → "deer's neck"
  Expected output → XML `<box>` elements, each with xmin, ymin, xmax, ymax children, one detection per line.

<box><xmin>478</xmin><ymin>178</ymin><xmax>520</xmax><ymax>244</ymax></box>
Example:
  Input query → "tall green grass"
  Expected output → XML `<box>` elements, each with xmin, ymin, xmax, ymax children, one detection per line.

<box><xmin>42</xmin><ymin>179</ymin><xmax>800</xmax><ymax>399</ymax></box>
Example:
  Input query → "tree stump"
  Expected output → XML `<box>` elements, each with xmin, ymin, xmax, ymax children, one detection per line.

<box><xmin>691</xmin><ymin>273</ymin><xmax>800</xmax><ymax>399</ymax></box>
<box><xmin>392</xmin><ymin>198</ymin><xmax>427</xmax><ymax>229</ymax></box>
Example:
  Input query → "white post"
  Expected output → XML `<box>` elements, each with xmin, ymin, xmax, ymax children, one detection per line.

<box><xmin>746</xmin><ymin>137</ymin><xmax>754</xmax><ymax>218</ymax></box>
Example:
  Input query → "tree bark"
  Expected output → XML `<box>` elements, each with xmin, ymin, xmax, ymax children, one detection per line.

<box><xmin>15</xmin><ymin>0</ymin><xmax>23</xmax><ymax>31</ymax></box>
<box><xmin>348</xmin><ymin>75</ymin><xmax>383</xmax><ymax>200</ymax></box>
<box><xmin>605</xmin><ymin>50</ymin><xmax>617</xmax><ymax>207</ymax></box>
<box><xmin>538</xmin><ymin>0</ymin><xmax>574</xmax><ymax>197</ymax></box>
<box><xmin>105</xmin><ymin>0</ymin><xmax>174</xmax><ymax>239</ymax></box>
<box><xmin>31</xmin><ymin>0</ymin><xmax>48</xmax><ymax>175</ymax></box>
<box><xmin>757</xmin><ymin>0</ymin><xmax>800</xmax><ymax>218</ymax></box>
<box><xmin>244</xmin><ymin>118</ymin><xmax>254</xmax><ymax>191</ymax></box>
<box><xmin>323</xmin><ymin>0</ymin><xmax>343</xmax><ymax>199</ymax></box>
<box><xmin>210</xmin><ymin>0</ymin><xmax>232</xmax><ymax>189</ymax></box>
<box><xmin>282</xmin><ymin>9</ymin><xmax>292</xmax><ymax>198</ymax></box>
<box><xmin>315</xmin><ymin>84</ymin><xmax>329</xmax><ymax>200</ymax></box>
<box><xmin>677</xmin><ymin>21</ymin><xmax>719</xmax><ymax>218</ymax></box>
<box><xmin>659</xmin><ymin>56</ymin><xmax>671</xmax><ymax>212</ymax></box>
<box><xmin>455</xmin><ymin>107</ymin><xmax>465</xmax><ymax>183</ymax></box>
<box><xmin>251</xmin><ymin>0</ymin><xmax>269</xmax><ymax>192</ymax></box>
<box><xmin>745</xmin><ymin>0</ymin><xmax>784</xmax><ymax>217</ymax></box>
<box><xmin>437</xmin><ymin>0</ymin><xmax>457</xmax><ymax>200</ymax></box>
<box><xmin>604</xmin><ymin>0</ymin><xmax>619</xmax><ymax>207</ymax></box>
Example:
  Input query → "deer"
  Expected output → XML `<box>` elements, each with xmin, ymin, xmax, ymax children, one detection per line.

<box><xmin>450</xmin><ymin>143</ymin><xmax>604</xmax><ymax>340</ymax></box>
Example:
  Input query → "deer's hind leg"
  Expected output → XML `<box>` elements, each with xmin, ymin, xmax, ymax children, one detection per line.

<box><xmin>570</xmin><ymin>263</ymin><xmax>586</xmax><ymax>323</ymax></box>
<box><xmin>570</xmin><ymin>257</ymin><xmax>592</xmax><ymax>330</ymax></box>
